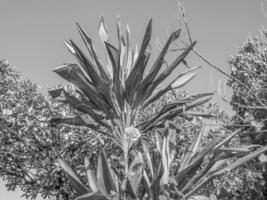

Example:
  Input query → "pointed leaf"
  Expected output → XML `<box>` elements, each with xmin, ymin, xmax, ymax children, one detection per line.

<box><xmin>97</xmin><ymin>150</ymin><xmax>117</xmax><ymax>196</ymax></box>
<box><xmin>212</xmin><ymin>146</ymin><xmax>267</xmax><ymax>176</ymax></box>
<box><xmin>171</xmin><ymin>72</ymin><xmax>197</xmax><ymax>89</ymax></box>
<box><xmin>84</xmin><ymin>157</ymin><xmax>98</xmax><ymax>192</ymax></box>
<box><xmin>70</xmin><ymin>40</ymin><xmax>101</xmax><ymax>86</ymax></box>
<box><xmin>49</xmin><ymin>88</ymin><xmax>110</xmax><ymax>129</ymax></box>
<box><xmin>135</xmin><ymin>29</ymin><xmax>181</xmax><ymax>107</ymax></box>
<box><xmin>127</xmin><ymin>52</ymin><xmax>151</xmax><ymax>106</ymax></box>
<box><xmin>105</xmin><ymin>42</ymin><xmax>124</xmax><ymax>110</ymax></box>
<box><xmin>76</xmin><ymin>23</ymin><xmax>110</xmax><ymax>82</ymax></box>
<box><xmin>57</xmin><ymin>159</ymin><xmax>90</xmax><ymax>195</ymax></box>
<box><xmin>98</xmin><ymin>17</ymin><xmax>109</xmax><ymax>44</ymax></box>
<box><xmin>179</xmin><ymin>125</ymin><xmax>205</xmax><ymax>171</ymax></box>
<box><xmin>53</xmin><ymin>64</ymin><xmax>114</xmax><ymax>117</ymax></box>
<box><xmin>140</xmin><ymin>41</ymin><xmax>196</xmax><ymax>105</ymax></box>
<box><xmin>141</xmin><ymin>140</ymin><xmax>153</xmax><ymax>177</ymax></box>
<box><xmin>128</xmin><ymin>152</ymin><xmax>144</xmax><ymax>195</ymax></box>
<box><xmin>75</xmin><ymin>192</ymin><xmax>109</xmax><ymax>200</ymax></box>
<box><xmin>142</xmin><ymin>66</ymin><xmax>200</xmax><ymax>108</ymax></box>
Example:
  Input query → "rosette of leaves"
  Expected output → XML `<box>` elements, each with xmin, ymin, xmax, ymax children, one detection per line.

<box><xmin>49</xmin><ymin>17</ymin><xmax>213</xmax><ymax>150</ymax></box>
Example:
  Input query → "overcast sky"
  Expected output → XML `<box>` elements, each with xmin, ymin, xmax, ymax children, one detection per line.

<box><xmin>0</xmin><ymin>0</ymin><xmax>267</xmax><ymax>199</ymax></box>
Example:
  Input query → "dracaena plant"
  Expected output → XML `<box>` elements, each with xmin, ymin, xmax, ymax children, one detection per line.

<box><xmin>49</xmin><ymin>17</ymin><xmax>267</xmax><ymax>200</ymax></box>
<box><xmin>49</xmin><ymin>16</ymin><xmax>212</xmax><ymax>148</ymax></box>
<box><xmin>49</xmin><ymin>15</ymin><xmax>212</xmax><ymax>189</ymax></box>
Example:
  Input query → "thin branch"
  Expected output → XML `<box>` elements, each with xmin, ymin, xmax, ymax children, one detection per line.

<box><xmin>177</xmin><ymin>5</ymin><xmax>267</xmax><ymax>110</ymax></box>
<box><xmin>185</xmin><ymin>42</ymin><xmax>267</xmax><ymax>110</ymax></box>
<box><xmin>177</xmin><ymin>1</ymin><xmax>193</xmax><ymax>44</ymax></box>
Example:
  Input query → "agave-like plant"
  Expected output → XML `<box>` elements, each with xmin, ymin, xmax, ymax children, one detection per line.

<box><xmin>49</xmin><ymin>17</ymin><xmax>267</xmax><ymax>200</ymax></box>
<box><xmin>49</xmin><ymin>15</ymin><xmax>213</xmax><ymax>176</ymax></box>
<box><xmin>49</xmin><ymin>16</ymin><xmax>212</xmax><ymax>145</ymax></box>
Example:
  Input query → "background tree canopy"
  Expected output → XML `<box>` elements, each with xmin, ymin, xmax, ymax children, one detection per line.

<box><xmin>227</xmin><ymin>31</ymin><xmax>267</xmax><ymax>198</ymax></box>
<box><xmin>0</xmin><ymin>60</ymin><xmax>105</xmax><ymax>199</ymax></box>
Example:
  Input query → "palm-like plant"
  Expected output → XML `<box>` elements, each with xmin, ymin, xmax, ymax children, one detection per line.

<box><xmin>49</xmin><ymin>17</ymin><xmax>211</xmax><ymax>157</ymax></box>
<box><xmin>50</xmin><ymin>17</ymin><xmax>267</xmax><ymax>200</ymax></box>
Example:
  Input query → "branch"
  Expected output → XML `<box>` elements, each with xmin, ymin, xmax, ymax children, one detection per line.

<box><xmin>176</xmin><ymin>3</ymin><xmax>267</xmax><ymax>111</ymax></box>
<box><xmin>189</xmin><ymin>46</ymin><xmax>267</xmax><ymax>110</ymax></box>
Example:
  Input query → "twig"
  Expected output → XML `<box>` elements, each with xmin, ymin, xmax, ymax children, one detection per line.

<box><xmin>177</xmin><ymin>1</ymin><xmax>193</xmax><ymax>44</ymax></box>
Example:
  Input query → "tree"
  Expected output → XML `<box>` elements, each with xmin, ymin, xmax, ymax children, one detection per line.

<box><xmin>227</xmin><ymin>31</ymin><xmax>267</xmax><ymax>199</ymax></box>
<box><xmin>0</xmin><ymin>60</ymin><xmax>105</xmax><ymax>200</ymax></box>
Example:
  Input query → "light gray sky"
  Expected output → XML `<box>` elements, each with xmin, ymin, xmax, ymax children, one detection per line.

<box><xmin>0</xmin><ymin>0</ymin><xmax>266</xmax><ymax>199</ymax></box>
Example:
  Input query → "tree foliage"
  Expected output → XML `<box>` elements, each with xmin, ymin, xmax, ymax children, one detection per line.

<box><xmin>0</xmin><ymin>60</ymin><xmax>104</xmax><ymax>200</ymax></box>
<box><xmin>227</xmin><ymin>31</ymin><xmax>267</xmax><ymax>199</ymax></box>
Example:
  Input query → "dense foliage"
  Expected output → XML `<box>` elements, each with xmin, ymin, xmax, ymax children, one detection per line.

<box><xmin>0</xmin><ymin>60</ymin><xmax>105</xmax><ymax>200</ymax></box>
<box><xmin>227</xmin><ymin>32</ymin><xmax>267</xmax><ymax>199</ymax></box>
